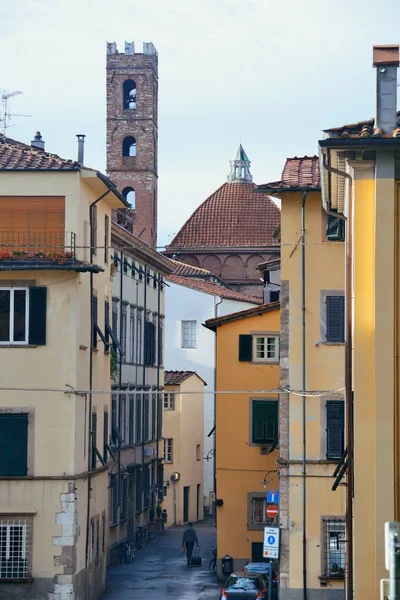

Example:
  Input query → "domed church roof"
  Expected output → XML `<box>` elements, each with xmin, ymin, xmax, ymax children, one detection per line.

<box><xmin>167</xmin><ymin>146</ymin><xmax>280</xmax><ymax>250</ymax></box>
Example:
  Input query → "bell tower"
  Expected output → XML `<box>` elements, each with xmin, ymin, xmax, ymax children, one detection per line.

<box><xmin>106</xmin><ymin>41</ymin><xmax>158</xmax><ymax>247</ymax></box>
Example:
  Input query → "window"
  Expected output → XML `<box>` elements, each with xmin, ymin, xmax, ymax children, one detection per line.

<box><xmin>104</xmin><ymin>215</ymin><xmax>109</xmax><ymax>264</ymax></box>
<box><xmin>120</xmin><ymin>476</ymin><xmax>128</xmax><ymax>521</ymax></box>
<box><xmin>322</xmin><ymin>518</ymin><xmax>345</xmax><ymax>578</ymax></box>
<box><xmin>145</xmin><ymin>321</ymin><xmax>156</xmax><ymax>366</ymax></box>
<box><xmin>238</xmin><ymin>334</ymin><xmax>279</xmax><ymax>362</ymax></box>
<box><xmin>111</xmin><ymin>394</ymin><xmax>117</xmax><ymax>438</ymax></box>
<box><xmin>136</xmin><ymin>394</ymin><xmax>142</xmax><ymax>443</ymax></box>
<box><xmin>112</xmin><ymin>301</ymin><xmax>118</xmax><ymax>336</ymax></box>
<box><xmin>326</xmin><ymin>209</ymin><xmax>345</xmax><ymax>241</ymax></box>
<box><xmin>158</xmin><ymin>321</ymin><xmax>163</xmax><ymax>365</ymax></box>
<box><xmin>326</xmin><ymin>401</ymin><xmax>345</xmax><ymax>460</ymax></box>
<box><xmin>144</xmin><ymin>464</ymin><xmax>150</xmax><ymax>509</ymax></box>
<box><xmin>0</xmin><ymin>517</ymin><xmax>32</xmax><ymax>579</ymax></box>
<box><xmin>119</xmin><ymin>394</ymin><xmax>127</xmax><ymax>445</ymax></box>
<box><xmin>143</xmin><ymin>394</ymin><xmax>149</xmax><ymax>442</ymax></box>
<box><xmin>135</xmin><ymin>468</ymin><xmax>143</xmax><ymax>513</ymax></box>
<box><xmin>251</xmin><ymin>400</ymin><xmax>278</xmax><ymax>444</ymax></box>
<box><xmin>157</xmin><ymin>395</ymin><xmax>162</xmax><ymax>440</ymax></box>
<box><xmin>0</xmin><ymin>414</ymin><xmax>28</xmax><ymax>476</ymax></box>
<box><xmin>121</xmin><ymin>308</ymin><xmax>127</xmax><ymax>359</ymax></box>
<box><xmin>164</xmin><ymin>438</ymin><xmax>173</xmax><ymax>462</ymax></box>
<box><xmin>123</xmin><ymin>79</ymin><xmax>136</xmax><ymax>109</ymax></box>
<box><xmin>92</xmin><ymin>294</ymin><xmax>98</xmax><ymax>349</ymax></box>
<box><xmin>137</xmin><ymin>316</ymin><xmax>142</xmax><ymax>364</ymax></box>
<box><xmin>103</xmin><ymin>411</ymin><xmax>109</xmax><ymax>463</ymax></box>
<box><xmin>254</xmin><ymin>335</ymin><xmax>279</xmax><ymax>361</ymax></box>
<box><xmin>129</xmin><ymin>314</ymin><xmax>135</xmax><ymax>363</ymax></box>
<box><xmin>128</xmin><ymin>394</ymin><xmax>135</xmax><ymax>446</ymax></box>
<box><xmin>122</xmin><ymin>136</ymin><xmax>136</xmax><ymax>157</ymax></box>
<box><xmin>252</xmin><ymin>498</ymin><xmax>274</xmax><ymax>525</ymax></box>
<box><xmin>91</xmin><ymin>412</ymin><xmax>97</xmax><ymax>470</ymax></box>
<box><xmin>110</xmin><ymin>475</ymin><xmax>118</xmax><ymax>526</ymax></box>
<box><xmin>164</xmin><ymin>393</ymin><xmax>175</xmax><ymax>411</ymax></box>
<box><xmin>0</xmin><ymin>287</ymin><xmax>46</xmax><ymax>346</ymax></box>
<box><xmin>122</xmin><ymin>187</ymin><xmax>135</xmax><ymax>209</ymax></box>
<box><xmin>181</xmin><ymin>320</ymin><xmax>196</xmax><ymax>348</ymax></box>
<box><xmin>326</xmin><ymin>296</ymin><xmax>345</xmax><ymax>343</ymax></box>
<box><xmin>151</xmin><ymin>394</ymin><xmax>156</xmax><ymax>440</ymax></box>
<box><xmin>91</xmin><ymin>204</ymin><xmax>97</xmax><ymax>256</ymax></box>
<box><xmin>104</xmin><ymin>300</ymin><xmax>110</xmax><ymax>350</ymax></box>
<box><xmin>196</xmin><ymin>444</ymin><xmax>201</xmax><ymax>461</ymax></box>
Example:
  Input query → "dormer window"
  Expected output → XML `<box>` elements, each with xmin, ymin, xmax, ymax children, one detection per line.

<box><xmin>123</xmin><ymin>80</ymin><xmax>136</xmax><ymax>110</ymax></box>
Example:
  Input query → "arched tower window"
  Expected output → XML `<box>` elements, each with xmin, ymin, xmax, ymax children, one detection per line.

<box><xmin>122</xmin><ymin>136</ymin><xmax>136</xmax><ymax>157</ymax></box>
<box><xmin>123</xmin><ymin>80</ymin><xmax>136</xmax><ymax>109</ymax></box>
<box><xmin>122</xmin><ymin>187</ymin><xmax>136</xmax><ymax>209</ymax></box>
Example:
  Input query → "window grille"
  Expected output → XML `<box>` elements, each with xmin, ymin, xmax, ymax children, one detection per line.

<box><xmin>322</xmin><ymin>518</ymin><xmax>346</xmax><ymax>578</ymax></box>
<box><xmin>251</xmin><ymin>498</ymin><xmax>275</xmax><ymax>525</ymax></box>
<box><xmin>0</xmin><ymin>518</ymin><xmax>31</xmax><ymax>579</ymax></box>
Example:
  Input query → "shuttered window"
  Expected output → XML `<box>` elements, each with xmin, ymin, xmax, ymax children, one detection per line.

<box><xmin>143</xmin><ymin>394</ymin><xmax>149</xmax><ymax>442</ymax></box>
<box><xmin>129</xmin><ymin>394</ymin><xmax>135</xmax><ymax>446</ymax></box>
<box><xmin>92</xmin><ymin>294</ymin><xmax>98</xmax><ymax>349</ymax></box>
<box><xmin>326</xmin><ymin>296</ymin><xmax>345</xmax><ymax>343</ymax></box>
<box><xmin>0</xmin><ymin>414</ymin><xmax>28</xmax><ymax>476</ymax></box>
<box><xmin>144</xmin><ymin>322</ymin><xmax>156</xmax><ymax>366</ymax></box>
<box><xmin>326</xmin><ymin>210</ymin><xmax>345</xmax><ymax>241</ymax></box>
<box><xmin>91</xmin><ymin>412</ymin><xmax>97</xmax><ymax>470</ymax></box>
<box><xmin>110</xmin><ymin>475</ymin><xmax>118</xmax><ymax>526</ymax></box>
<box><xmin>326</xmin><ymin>401</ymin><xmax>345</xmax><ymax>460</ymax></box>
<box><xmin>251</xmin><ymin>400</ymin><xmax>278</xmax><ymax>444</ymax></box>
<box><xmin>151</xmin><ymin>393</ymin><xmax>156</xmax><ymax>440</ymax></box>
<box><xmin>0</xmin><ymin>287</ymin><xmax>46</xmax><ymax>346</ymax></box>
<box><xmin>103</xmin><ymin>411</ymin><xmax>109</xmax><ymax>463</ymax></box>
<box><xmin>136</xmin><ymin>394</ymin><xmax>142</xmax><ymax>443</ymax></box>
<box><xmin>239</xmin><ymin>334</ymin><xmax>252</xmax><ymax>361</ymax></box>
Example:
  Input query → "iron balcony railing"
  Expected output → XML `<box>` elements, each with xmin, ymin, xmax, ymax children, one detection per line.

<box><xmin>0</xmin><ymin>231</ymin><xmax>77</xmax><ymax>258</ymax></box>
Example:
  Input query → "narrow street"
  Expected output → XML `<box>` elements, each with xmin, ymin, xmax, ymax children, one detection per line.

<box><xmin>102</xmin><ymin>519</ymin><xmax>221</xmax><ymax>599</ymax></box>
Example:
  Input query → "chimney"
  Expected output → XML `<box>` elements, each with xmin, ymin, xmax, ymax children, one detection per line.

<box><xmin>31</xmin><ymin>131</ymin><xmax>45</xmax><ymax>151</ymax></box>
<box><xmin>76</xmin><ymin>134</ymin><xmax>86</xmax><ymax>165</ymax></box>
<box><xmin>373</xmin><ymin>44</ymin><xmax>400</xmax><ymax>133</ymax></box>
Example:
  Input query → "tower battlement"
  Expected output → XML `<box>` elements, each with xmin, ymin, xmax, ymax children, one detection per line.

<box><xmin>106</xmin><ymin>41</ymin><xmax>157</xmax><ymax>56</ymax></box>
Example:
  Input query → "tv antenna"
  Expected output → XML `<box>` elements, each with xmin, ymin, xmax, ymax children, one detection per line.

<box><xmin>1</xmin><ymin>90</ymin><xmax>32</xmax><ymax>135</ymax></box>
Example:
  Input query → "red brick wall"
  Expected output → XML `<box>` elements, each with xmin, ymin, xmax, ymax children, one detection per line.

<box><xmin>106</xmin><ymin>49</ymin><xmax>158</xmax><ymax>247</ymax></box>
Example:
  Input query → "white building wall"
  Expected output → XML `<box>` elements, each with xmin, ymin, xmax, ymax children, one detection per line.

<box><xmin>165</xmin><ymin>281</ymin><xmax>258</xmax><ymax>508</ymax></box>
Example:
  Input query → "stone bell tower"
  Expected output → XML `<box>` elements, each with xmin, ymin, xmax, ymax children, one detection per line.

<box><xmin>106</xmin><ymin>41</ymin><xmax>158</xmax><ymax>247</ymax></box>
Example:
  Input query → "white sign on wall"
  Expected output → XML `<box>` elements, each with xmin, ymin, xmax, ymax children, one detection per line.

<box><xmin>263</xmin><ymin>526</ymin><xmax>280</xmax><ymax>559</ymax></box>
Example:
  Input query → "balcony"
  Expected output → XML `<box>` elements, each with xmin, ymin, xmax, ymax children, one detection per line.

<box><xmin>114</xmin><ymin>209</ymin><xmax>134</xmax><ymax>234</ymax></box>
<box><xmin>0</xmin><ymin>231</ymin><xmax>102</xmax><ymax>273</ymax></box>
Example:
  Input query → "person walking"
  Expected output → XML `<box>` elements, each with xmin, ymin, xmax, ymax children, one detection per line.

<box><xmin>182</xmin><ymin>522</ymin><xmax>199</xmax><ymax>566</ymax></box>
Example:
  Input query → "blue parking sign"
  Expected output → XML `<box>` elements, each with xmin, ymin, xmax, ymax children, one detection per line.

<box><xmin>267</xmin><ymin>490</ymin><xmax>279</xmax><ymax>504</ymax></box>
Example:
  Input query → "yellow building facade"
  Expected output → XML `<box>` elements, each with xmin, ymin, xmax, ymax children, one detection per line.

<box><xmin>162</xmin><ymin>371</ymin><xmax>205</xmax><ymax>527</ymax></box>
<box><xmin>258</xmin><ymin>162</ymin><xmax>346</xmax><ymax>600</ymax></box>
<box><xmin>0</xmin><ymin>136</ymin><xmax>126</xmax><ymax>599</ymax></box>
<box><xmin>318</xmin><ymin>44</ymin><xmax>400</xmax><ymax>600</ymax></box>
<box><xmin>205</xmin><ymin>304</ymin><xmax>280</xmax><ymax>575</ymax></box>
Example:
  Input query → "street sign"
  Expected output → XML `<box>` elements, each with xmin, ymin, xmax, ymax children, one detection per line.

<box><xmin>263</xmin><ymin>526</ymin><xmax>280</xmax><ymax>559</ymax></box>
<box><xmin>267</xmin><ymin>490</ymin><xmax>279</xmax><ymax>504</ymax></box>
<box><xmin>266</xmin><ymin>505</ymin><xmax>278</xmax><ymax>519</ymax></box>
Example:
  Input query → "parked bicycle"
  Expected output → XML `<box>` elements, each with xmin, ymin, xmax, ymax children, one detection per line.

<box><xmin>116</xmin><ymin>539</ymin><xmax>135</xmax><ymax>563</ymax></box>
<box><xmin>135</xmin><ymin>526</ymin><xmax>148</xmax><ymax>550</ymax></box>
<box><xmin>209</xmin><ymin>545</ymin><xmax>217</xmax><ymax>574</ymax></box>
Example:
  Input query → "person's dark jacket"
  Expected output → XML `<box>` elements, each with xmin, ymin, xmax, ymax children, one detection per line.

<box><xmin>182</xmin><ymin>526</ymin><xmax>198</xmax><ymax>546</ymax></box>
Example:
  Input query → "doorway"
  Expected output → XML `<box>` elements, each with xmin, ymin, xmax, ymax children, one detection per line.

<box><xmin>196</xmin><ymin>484</ymin><xmax>201</xmax><ymax>521</ymax></box>
<box><xmin>183</xmin><ymin>486</ymin><xmax>190</xmax><ymax>523</ymax></box>
<box><xmin>252</xmin><ymin>542</ymin><xmax>268</xmax><ymax>562</ymax></box>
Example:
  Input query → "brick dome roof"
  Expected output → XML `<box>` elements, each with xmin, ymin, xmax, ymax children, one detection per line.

<box><xmin>167</xmin><ymin>182</ymin><xmax>280</xmax><ymax>249</ymax></box>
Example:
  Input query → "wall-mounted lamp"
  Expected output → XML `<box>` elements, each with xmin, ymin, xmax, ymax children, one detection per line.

<box><xmin>261</xmin><ymin>470</ymin><xmax>279</xmax><ymax>489</ymax></box>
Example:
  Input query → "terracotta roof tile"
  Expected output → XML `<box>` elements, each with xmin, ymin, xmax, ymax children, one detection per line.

<box><xmin>323</xmin><ymin>112</ymin><xmax>400</xmax><ymax>139</ymax></box>
<box><xmin>167</xmin><ymin>274</ymin><xmax>262</xmax><ymax>304</ymax></box>
<box><xmin>171</xmin><ymin>259</ymin><xmax>212</xmax><ymax>277</ymax></box>
<box><xmin>0</xmin><ymin>135</ymin><xmax>79</xmax><ymax>171</ymax></box>
<box><xmin>204</xmin><ymin>301</ymin><xmax>280</xmax><ymax>330</ymax></box>
<box><xmin>166</xmin><ymin>182</ymin><xmax>280</xmax><ymax>249</ymax></box>
<box><xmin>257</xmin><ymin>156</ymin><xmax>320</xmax><ymax>192</ymax></box>
<box><xmin>164</xmin><ymin>370</ymin><xmax>207</xmax><ymax>386</ymax></box>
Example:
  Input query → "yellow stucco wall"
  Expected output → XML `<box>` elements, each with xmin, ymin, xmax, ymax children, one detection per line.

<box><xmin>280</xmin><ymin>191</ymin><xmax>345</xmax><ymax>593</ymax></box>
<box><xmin>163</xmin><ymin>375</ymin><xmax>204</xmax><ymax>526</ymax></box>
<box><xmin>215</xmin><ymin>308</ymin><xmax>280</xmax><ymax>568</ymax></box>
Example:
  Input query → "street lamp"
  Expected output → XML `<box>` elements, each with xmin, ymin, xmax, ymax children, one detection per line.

<box><xmin>171</xmin><ymin>472</ymin><xmax>181</xmax><ymax>526</ymax></box>
<box><xmin>261</xmin><ymin>470</ymin><xmax>279</xmax><ymax>489</ymax></box>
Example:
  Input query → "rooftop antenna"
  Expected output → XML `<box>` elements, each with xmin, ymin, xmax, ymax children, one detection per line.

<box><xmin>0</xmin><ymin>90</ymin><xmax>32</xmax><ymax>135</ymax></box>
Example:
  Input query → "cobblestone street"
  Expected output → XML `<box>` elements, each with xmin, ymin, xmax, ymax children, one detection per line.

<box><xmin>102</xmin><ymin>519</ymin><xmax>221</xmax><ymax>599</ymax></box>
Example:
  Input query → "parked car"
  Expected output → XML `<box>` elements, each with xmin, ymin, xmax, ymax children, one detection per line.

<box><xmin>219</xmin><ymin>573</ymin><xmax>270</xmax><ymax>599</ymax></box>
<box><xmin>243</xmin><ymin>562</ymin><xmax>278</xmax><ymax>586</ymax></box>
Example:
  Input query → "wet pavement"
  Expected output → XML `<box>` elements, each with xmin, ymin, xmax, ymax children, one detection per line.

<box><xmin>102</xmin><ymin>518</ymin><xmax>221</xmax><ymax>599</ymax></box>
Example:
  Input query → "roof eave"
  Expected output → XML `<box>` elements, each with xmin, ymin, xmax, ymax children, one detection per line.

<box><xmin>256</xmin><ymin>185</ymin><xmax>321</xmax><ymax>194</ymax></box>
<box><xmin>319</xmin><ymin>138</ymin><xmax>400</xmax><ymax>149</ymax></box>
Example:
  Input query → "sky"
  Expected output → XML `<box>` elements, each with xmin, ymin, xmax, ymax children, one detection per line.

<box><xmin>2</xmin><ymin>0</ymin><xmax>400</xmax><ymax>248</ymax></box>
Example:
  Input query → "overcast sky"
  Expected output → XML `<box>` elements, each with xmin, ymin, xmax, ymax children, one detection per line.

<box><xmin>2</xmin><ymin>0</ymin><xmax>400</xmax><ymax>248</ymax></box>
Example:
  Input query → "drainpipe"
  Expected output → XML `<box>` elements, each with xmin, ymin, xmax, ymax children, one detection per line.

<box><xmin>322</xmin><ymin>152</ymin><xmax>353</xmax><ymax>600</ymax></box>
<box><xmin>85</xmin><ymin>188</ymin><xmax>111</xmax><ymax>566</ymax></box>
<box><xmin>301</xmin><ymin>191</ymin><xmax>308</xmax><ymax>600</ymax></box>
<box><xmin>213</xmin><ymin>295</ymin><xmax>222</xmax><ymax>527</ymax></box>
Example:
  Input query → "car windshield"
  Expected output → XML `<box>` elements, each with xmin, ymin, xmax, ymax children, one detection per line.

<box><xmin>226</xmin><ymin>576</ymin><xmax>260</xmax><ymax>590</ymax></box>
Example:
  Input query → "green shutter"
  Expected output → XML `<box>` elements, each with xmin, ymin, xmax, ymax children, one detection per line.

<box><xmin>326</xmin><ymin>401</ymin><xmax>344</xmax><ymax>459</ymax></box>
<box><xmin>129</xmin><ymin>394</ymin><xmax>134</xmax><ymax>445</ymax></box>
<box><xmin>144</xmin><ymin>322</ymin><xmax>152</xmax><ymax>365</ymax></box>
<box><xmin>104</xmin><ymin>300</ymin><xmax>110</xmax><ymax>348</ymax></box>
<box><xmin>92</xmin><ymin>295</ymin><xmax>98</xmax><ymax>349</ymax></box>
<box><xmin>252</xmin><ymin>400</ymin><xmax>278</xmax><ymax>443</ymax></box>
<box><xmin>326</xmin><ymin>210</ymin><xmax>345</xmax><ymax>241</ymax></box>
<box><xmin>29</xmin><ymin>287</ymin><xmax>47</xmax><ymax>345</ymax></box>
<box><xmin>0</xmin><ymin>414</ymin><xmax>28</xmax><ymax>476</ymax></box>
<box><xmin>103</xmin><ymin>411</ymin><xmax>109</xmax><ymax>463</ymax></box>
<box><xmin>91</xmin><ymin>412</ymin><xmax>97</xmax><ymax>469</ymax></box>
<box><xmin>239</xmin><ymin>334</ymin><xmax>253</xmax><ymax>362</ymax></box>
<box><xmin>326</xmin><ymin>296</ymin><xmax>345</xmax><ymax>342</ymax></box>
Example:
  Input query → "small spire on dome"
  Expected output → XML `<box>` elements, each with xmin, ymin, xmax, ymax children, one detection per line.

<box><xmin>228</xmin><ymin>144</ymin><xmax>253</xmax><ymax>183</ymax></box>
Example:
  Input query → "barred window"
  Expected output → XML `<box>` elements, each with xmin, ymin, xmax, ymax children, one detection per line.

<box><xmin>251</xmin><ymin>498</ymin><xmax>275</xmax><ymax>525</ymax></box>
<box><xmin>0</xmin><ymin>517</ymin><xmax>32</xmax><ymax>580</ymax></box>
<box><xmin>322</xmin><ymin>518</ymin><xmax>345</xmax><ymax>578</ymax></box>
